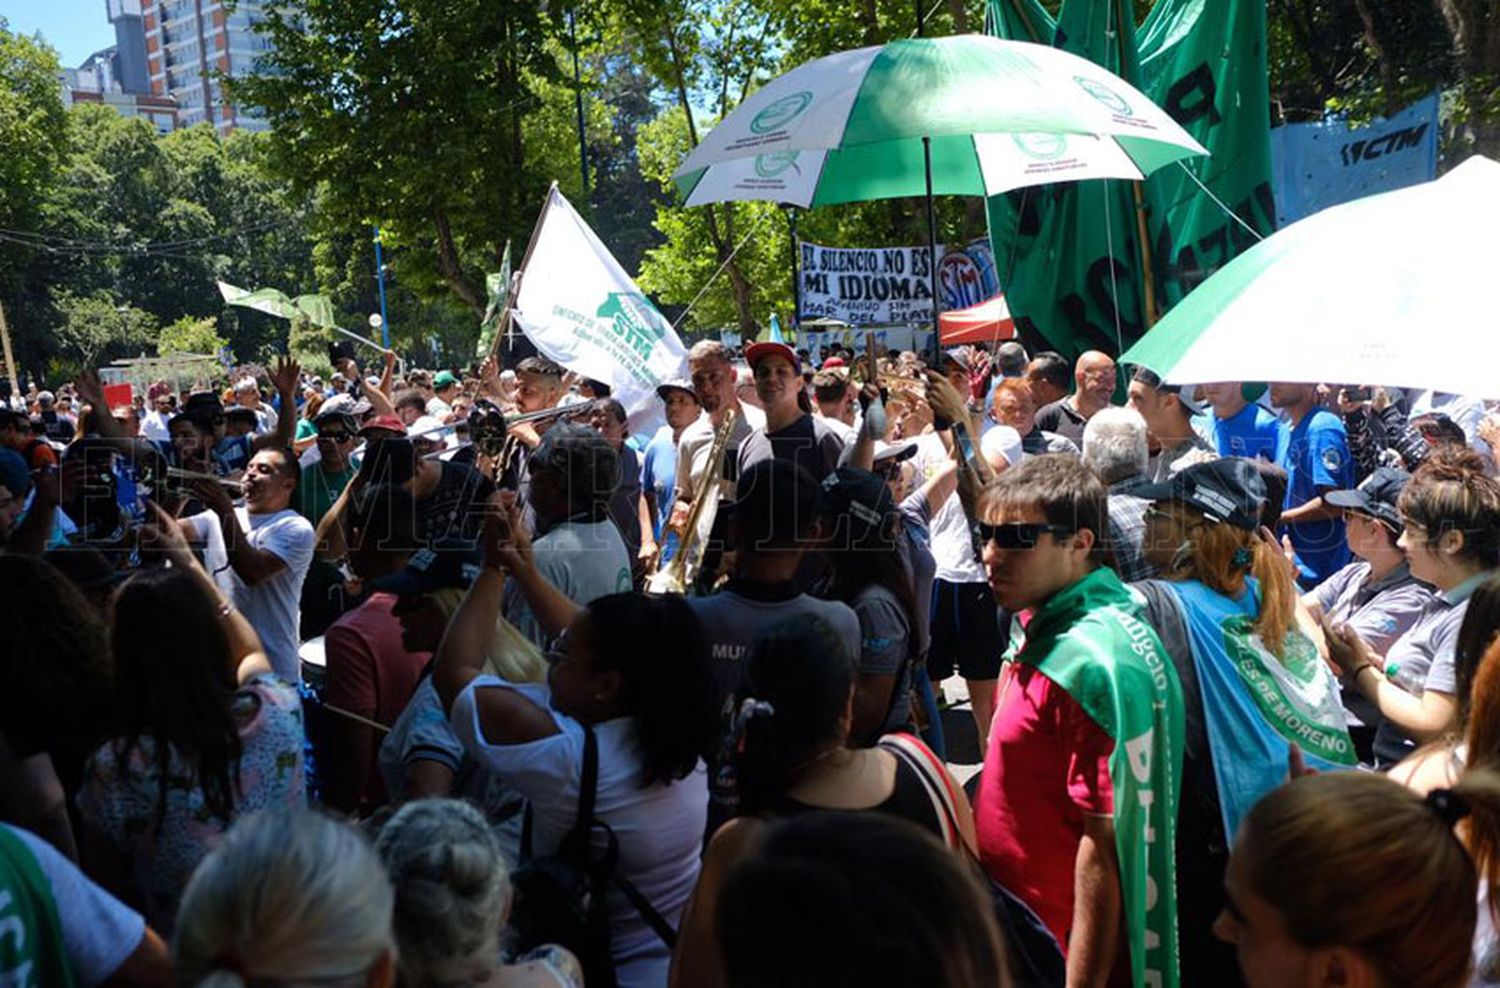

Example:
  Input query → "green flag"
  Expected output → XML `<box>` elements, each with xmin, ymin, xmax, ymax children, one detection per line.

<box><xmin>218</xmin><ymin>282</ymin><xmax>337</xmax><ymax>330</ymax></box>
<box><xmin>1021</xmin><ymin>567</ymin><xmax>1185</xmax><ymax>988</ymax></box>
<box><xmin>985</xmin><ymin>0</ymin><xmax>1275</xmax><ymax>359</ymax></box>
<box><xmin>475</xmin><ymin>241</ymin><xmax>512</xmax><ymax>360</ymax></box>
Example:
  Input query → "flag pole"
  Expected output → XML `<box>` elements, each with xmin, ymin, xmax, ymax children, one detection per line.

<box><xmin>923</xmin><ymin>137</ymin><xmax>941</xmax><ymax>366</ymax></box>
<box><xmin>1113</xmin><ymin>0</ymin><xmax>1159</xmax><ymax>330</ymax></box>
<box><xmin>0</xmin><ymin>298</ymin><xmax>18</xmax><ymax>405</ymax></box>
<box><xmin>489</xmin><ymin>182</ymin><xmax>559</xmax><ymax>366</ymax></box>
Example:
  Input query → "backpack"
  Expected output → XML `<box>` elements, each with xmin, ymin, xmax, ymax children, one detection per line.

<box><xmin>508</xmin><ymin>726</ymin><xmax>677</xmax><ymax>988</ymax></box>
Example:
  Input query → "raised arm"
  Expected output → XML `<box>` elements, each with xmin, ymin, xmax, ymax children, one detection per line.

<box><xmin>142</xmin><ymin>503</ymin><xmax>271</xmax><ymax>683</ymax></box>
<box><xmin>432</xmin><ymin>494</ymin><xmax>558</xmax><ymax>743</ymax></box>
<box><xmin>339</xmin><ymin>357</ymin><xmax>396</xmax><ymax>418</ymax></box>
<box><xmin>253</xmin><ymin>356</ymin><xmax>300</xmax><ymax>453</ymax></box>
<box><xmin>493</xmin><ymin>490</ymin><xmax>582</xmax><ymax>639</ymax></box>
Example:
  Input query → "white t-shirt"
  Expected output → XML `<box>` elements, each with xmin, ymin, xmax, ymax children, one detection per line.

<box><xmin>140</xmin><ymin>410</ymin><xmax>171</xmax><ymax>442</ymax></box>
<box><xmin>451</xmin><ymin>677</ymin><xmax>706</xmax><ymax>988</ymax></box>
<box><xmin>3</xmin><ymin>823</ymin><xmax>145</xmax><ymax>986</ymax></box>
<box><xmin>913</xmin><ymin>433</ymin><xmax>985</xmax><ymax>583</ymax></box>
<box><xmin>426</xmin><ymin>396</ymin><xmax>453</xmax><ymax>419</ymax></box>
<box><xmin>191</xmin><ymin>507</ymin><xmax>316</xmax><ymax>682</ymax></box>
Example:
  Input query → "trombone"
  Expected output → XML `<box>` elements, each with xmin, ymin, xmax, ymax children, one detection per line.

<box><xmin>646</xmin><ymin>408</ymin><xmax>738</xmax><ymax>595</ymax></box>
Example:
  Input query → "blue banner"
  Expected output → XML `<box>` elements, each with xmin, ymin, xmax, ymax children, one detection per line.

<box><xmin>1270</xmin><ymin>93</ymin><xmax>1439</xmax><ymax>227</ymax></box>
<box><xmin>1167</xmin><ymin>578</ymin><xmax>1355</xmax><ymax>841</ymax></box>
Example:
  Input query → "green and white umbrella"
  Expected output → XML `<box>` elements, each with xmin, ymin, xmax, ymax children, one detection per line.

<box><xmin>673</xmin><ymin>34</ymin><xmax>1207</xmax><ymax>208</ymax></box>
<box><xmin>1120</xmin><ymin>156</ymin><xmax>1500</xmax><ymax>397</ymax></box>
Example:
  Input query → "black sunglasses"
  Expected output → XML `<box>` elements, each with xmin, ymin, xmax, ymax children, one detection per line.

<box><xmin>975</xmin><ymin>521</ymin><xmax>1075</xmax><ymax>550</ymax></box>
<box><xmin>317</xmin><ymin>430</ymin><xmax>353</xmax><ymax>442</ymax></box>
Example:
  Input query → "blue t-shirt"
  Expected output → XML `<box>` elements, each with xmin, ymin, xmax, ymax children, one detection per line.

<box><xmin>640</xmin><ymin>426</ymin><xmax>679</xmax><ymax>560</ymax></box>
<box><xmin>1209</xmin><ymin>402</ymin><xmax>1285</xmax><ymax>461</ymax></box>
<box><xmin>1279</xmin><ymin>407</ymin><xmax>1353</xmax><ymax>587</ymax></box>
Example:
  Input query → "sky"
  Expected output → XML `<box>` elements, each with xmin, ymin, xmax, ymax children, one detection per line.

<box><xmin>4</xmin><ymin>0</ymin><xmax>118</xmax><ymax>68</ymax></box>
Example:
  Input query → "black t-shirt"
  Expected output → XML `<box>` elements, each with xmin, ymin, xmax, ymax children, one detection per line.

<box><xmin>417</xmin><ymin>460</ymin><xmax>495</xmax><ymax>547</ymax></box>
<box><xmin>1034</xmin><ymin>397</ymin><xmax>1089</xmax><ymax>448</ymax></box>
<box><xmin>735</xmin><ymin>414</ymin><xmax>845</xmax><ymax>483</ymax></box>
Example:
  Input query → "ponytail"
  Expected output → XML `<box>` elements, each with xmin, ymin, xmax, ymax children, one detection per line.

<box><xmin>735</xmin><ymin>618</ymin><xmax>854</xmax><ymax>815</ymax></box>
<box><xmin>1237</xmin><ymin>771</ymin><xmax>1484</xmax><ymax>988</ymax></box>
<box><xmin>1177</xmin><ymin>515</ymin><xmax>1295</xmax><ymax>659</ymax></box>
<box><xmin>1248</xmin><ymin>535</ymin><xmax>1296</xmax><ymax>660</ymax></box>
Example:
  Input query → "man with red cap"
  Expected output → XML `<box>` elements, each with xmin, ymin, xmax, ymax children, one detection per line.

<box><xmin>736</xmin><ymin>340</ymin><xmax>846</xmax><ymax>482</ymax></box>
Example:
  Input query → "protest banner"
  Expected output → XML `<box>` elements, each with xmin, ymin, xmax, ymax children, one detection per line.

<box><xmin>511</xmin><ymin>184</ymin><xmax>690</xmax><ymax>430</ymax></box>
<box><xmin>798</xmin><ymin>240</ymin><xmax>1001</xmax><ymax>326</ymax></box>
<box><xmin>1270</xmin><ymin>93</ymin><xmax>1439</xmax><ymax>227</ymax></box>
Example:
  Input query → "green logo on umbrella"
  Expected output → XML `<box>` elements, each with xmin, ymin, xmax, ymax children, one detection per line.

<box><xmin>751</xmin><ymin>92</ymin><xmax>813</xmax><ymax>134</ymax></box>
<box><xmin>754</xmin><ymin>151</ymin><xmax>801</xmax><ymax>178</ymax></box>
<box><xmin>1012</xmin><ymin>133</ymin><xmax>1069</xmax><ymax>161</ymax></box>
<box><xmin>1075</xmin><ymin>76</ymin><xmax>1133</xmax><ymax>117</ymax></box>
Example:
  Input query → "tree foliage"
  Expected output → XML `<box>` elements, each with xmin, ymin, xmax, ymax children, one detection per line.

<box><xmin>158</xmin><ymin>315</ymin><xmax>226</xmax><ymax>357</ymax></box>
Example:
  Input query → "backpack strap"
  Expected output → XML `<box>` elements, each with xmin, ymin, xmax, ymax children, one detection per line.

<box><xmin>879</xmin><ymin>733</ymin><xmax>964</xmax><ymax>851</ymax></box>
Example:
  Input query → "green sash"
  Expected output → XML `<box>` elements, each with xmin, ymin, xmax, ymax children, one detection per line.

<box><xmin>0</xmin><ymin>824</ymin><xmax>77</xmax><ymax>988</ymax></box>
<box><xmin>1018</xmin><ymin>568</ymin><xmax>1184</xmax><ymax>988</ymax></box>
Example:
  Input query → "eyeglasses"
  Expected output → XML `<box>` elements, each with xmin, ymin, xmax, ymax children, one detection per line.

<box><xmin>975</xmin><ymin>521</ymin><xmax>1075</xmax><ymax>550</ymax></box>
<box><xmin>317</xmin><ymin>431</ymin><xmax>353</xmax><ymax>442</ymax></box>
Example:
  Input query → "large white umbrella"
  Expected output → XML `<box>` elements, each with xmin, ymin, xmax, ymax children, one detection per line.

<box><xmin>1121</xmin><ymin>156</ymin><xmax>1500</xmax><ymax>396</ymax></box>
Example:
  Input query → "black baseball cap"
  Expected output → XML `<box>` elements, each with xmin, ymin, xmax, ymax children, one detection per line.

<box><xmin>820</xmin><ymin>467</ymin><xmax>898</xmax><ymax>550</ymax></box>
<box><xmin>729</xmin><ymin>458</ymin><xmax>822</xmax><ymax>547</ymax></box>
<box><xmin>372</xmin><ymin>544</ymin><xmax>482</xmax><ymax>597</ymax></box>
<box><xmin>1325</xmin><ymin>466</ymin><xmax>1410</xmax><ymax>531</ymax></box>
<box><xmin>1136</xmin><ymin>457</ymin><xmax>1267</xmax><ymax>531</ymax></box>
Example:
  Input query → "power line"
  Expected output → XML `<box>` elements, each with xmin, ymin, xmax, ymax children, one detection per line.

<box><xmin>0</xmin><ymin>217</ymin><xmax>299</xmax><ymax>258</ymax></box>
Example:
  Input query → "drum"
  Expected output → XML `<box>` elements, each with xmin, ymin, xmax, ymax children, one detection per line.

<box><xmin>299</xmin><ymin>635</ymin><xmax>327</xmax><ymax>689</ymax></box>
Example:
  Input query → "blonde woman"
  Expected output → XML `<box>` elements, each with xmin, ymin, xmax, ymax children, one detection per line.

<box><xmin>1134</xmin><ymin>456</ymin><xmax>1353</xmax><ymax>986</ymax></box>
<box><xmin>374</xmin><ymin>541</ymin><xmax>547</xmax><ymax>861</ymax></box>
<box><xmin>173</xmin><ymin>808</ymin><xmax>396</xmax><ymax>987</ymax></box>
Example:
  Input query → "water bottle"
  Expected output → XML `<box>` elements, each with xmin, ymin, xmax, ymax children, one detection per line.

<box><xmin>1386</xmin><ymin>661</ymin><xmax>1426</xmax><ymax>696</ymax></box>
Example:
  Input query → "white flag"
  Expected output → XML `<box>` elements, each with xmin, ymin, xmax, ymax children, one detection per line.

<box><xmin>512</xmin><ymin>186</ymin><xmax>689</xmax><ymax>432</ymax></box>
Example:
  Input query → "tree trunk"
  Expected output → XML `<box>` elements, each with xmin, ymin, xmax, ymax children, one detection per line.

<box><xmin>1432</xmin><ymin>0</ymin><xmax>1500</xmax><ymax>163</ymax></box>
<box><xmin>861</xmin><ymin>0</ymin><xmax>881</xmax><ymax>47</ymax></box>
<box><xmin>434</xmin><ymin>208</ymin><xmax>485</xmax><ymax>313</ymax></box>
<box><xmin>1352</xmin><ymin>0</ymin><xmax>1398</xmax><ymax>116</ymax></box>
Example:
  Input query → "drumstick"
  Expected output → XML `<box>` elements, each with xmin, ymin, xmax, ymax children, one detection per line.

<box><xmin>319</xmin><ymin>703</ymin><xmax>392</xmax><ymax>735</ymax></box>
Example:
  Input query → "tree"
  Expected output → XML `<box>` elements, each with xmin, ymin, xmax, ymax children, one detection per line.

<box><xmin>232</xmin><ymin>0</ymin><xmax>569</xmax><ymax>315</ymax></box>
<box><xmin>0</xmin><ymin>21</ymin><xmax>67</xmax><ymax>255</ymax></box>
<box><xmin>50</xmin><ymin>291</ymin><xmax>157</xmax><ymax>369</ymax></box>
<box><xmin>158</xmin><ymin>315</ymin><xmax>226</xmax><ymax>357</ymax></box>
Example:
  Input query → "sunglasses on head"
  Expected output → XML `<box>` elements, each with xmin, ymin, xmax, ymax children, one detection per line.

<box><xmin>975</xmin><ymin>521</ymin><xmax>1075</xmax><ymax>550</ymax></box>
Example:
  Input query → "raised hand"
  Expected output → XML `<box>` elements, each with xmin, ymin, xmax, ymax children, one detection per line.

<box><xmin>269</xmin><ymin>354</ymin><xmax>301</xmax><ymax>397</ymax></box>
<box><xmin>924</xmin><ymin>369</ymin><xmax>969</xmax><ymax>427</ymax></box>
<box><xmin>74</xmin><ymin>368</ymin><xmax>107</xmax><ymax>409</ymax></box>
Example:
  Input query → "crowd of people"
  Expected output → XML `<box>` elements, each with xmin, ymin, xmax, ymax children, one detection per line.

<box><xmin>5</xmin><ymin>333</ymin><xmax>1500</xmax><ymax>988</ymax></box>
